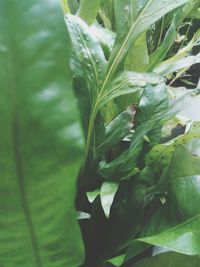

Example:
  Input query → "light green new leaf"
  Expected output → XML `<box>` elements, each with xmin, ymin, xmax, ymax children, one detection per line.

<box><xmin>100</xmin><ymin>182</ymin><xmax>119</xmax><ymax>218</ymax></box>
<box><xmin>0</xmin><ymin>1</ymin><xmax>84</xmax><ymax>267</ymax></box>
<box><xmin>133</xmin><ymin>252</ymin><xmax>200</xmax><ymax>267</ymax></box>
<box><xmin>107</xmin><ymin>0</ymin><xmax>189</xmax><ymax>77</ymax></box>
<box><xmin>78</xmin><ymin>0</ymin><xmax>100</xmax><ymax>25</ymax></box>
<box><xmin>108</xmin><ymin>254</ymin><xmax>125</xmax><ymax>266</ymax></box>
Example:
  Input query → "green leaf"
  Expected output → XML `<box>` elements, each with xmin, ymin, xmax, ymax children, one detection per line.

<box><xmin>108</xmin><ymin>0</ymin><xmax>189</xmax><ymax>77</ymax></box>
<box><xmin>146</xmin><ymin>121</ymin><xmax>200</xmax><ymax>175</ymax></box>
<box><xmin>138</xmin><ymin>215</ymin><xmax>200</xmax><ymax>255</ymax></box>
<box><xmin>0</xmin><ymin>1</ymin><xmax>84</xmax><ymax>267</ymax></box>
<box><xmin>135</xmin><ymin>83</ymin><xmax>169</xmax><ymax>125</ymax></box>
<box><xmin>124</xmin><ymin>241</ymin><xmax>150</xmax><ymax>262</ymax></box>
<box><xmin>149</xmin><ymin>0</ymin><xmax>200</xmax><ymax>70</ymax></box>
<box><xmin>190</xmin><ymin>8</ymin><xmax>200</xmax><ymax>19</ymax></box>
<box><xmin>168</xmin><ymin>175</ymin><xmax>200</xmax><ymax>221</ymax></box>
<box><xmin>65</xmin><ymin>14</ymin><xmax>107</xmax><ymax>105</ymax></box>
<box><xmin>168</xmin><ymin>145</ymin><xmax>200</xmax><ymax>180</ymax></box>
<box><xmin>185</xmin><ymin>138</ymin><xmax>200</xmax><ymax>156</ymax></box>
<box><xmin>99</xmin><ymin>0</ymin><xmax>115</xmax><ymax>30</ymax></box>
<box><xmin>99</xmin><ymin>139</ymin><xmax>143</xmax><ymax>181</ymax></box>
<box><xmin>125</xmin><ymin>32</ymin><xmax>149</xmax><ymax>72</ymax></box>
<box><xmin>154</xmin><ymin>54</ymin><xmax>200</xmax><ymax>76</ymax></box>
<box><xmin>134</xmin><ymin>83</ymin><xmax>169</xmax><ymax>145</ymax></box>
<box><xmin>78</xmin><ymin>0</ymin><xmax>100</xmax><ymax>25</ymax></box>
<box><xmin>132</xmin><ymin>252</ymin><xmax>200</xmax><ymax>267</ymax></box>
<box><xmin>100</xmin><ymin>71</ymin><xmax>163</xmax><ymax>112</ymax></box>
<box><xmin>90</xmin><ymin>24</ymin><xmax>116</xmax><ymax>59</ymax></box>
<box><xmin>96</xmin><ymin>109</ymin><xmax>135</xmax><ymax>153</ymax></box>
<box><xmin>108</xmin><ymin>182</ymin><xmax>147</xmax><ymax>253</ymax></box>
<box><xmin>99</xmin><ymin>83</ymin><xmax>176</xmax><ymax>180</ymax></box>
<box><xmin>108</xmin><ymin>254</ymin><xmax>125</xmax><ymax>266</ymax></box>
<box><xmin>65</xmin><ymin>14</ymin><xmax>107</xmax><ymax>166</ymax></box>
<box><xmin>67</xmin><ymin>0</ymin><xmax>79</xmax><ymax>14</ymax></box>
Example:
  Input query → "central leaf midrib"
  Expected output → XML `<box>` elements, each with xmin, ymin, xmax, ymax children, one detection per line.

<box><xmin>3</xmin><ymin>3</ymin><xmax>43</xmax><ymax>267</ymax></box>
<box><xmin>12</xmin><ymin>116</ymin><xmax>43</xmax><ymax>267</ymax></box>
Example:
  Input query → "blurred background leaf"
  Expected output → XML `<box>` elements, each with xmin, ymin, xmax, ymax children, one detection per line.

<box><xmin>0</xmin><ymin>1</ymin><xmax>84</xmax><ymax>266</ymax></box>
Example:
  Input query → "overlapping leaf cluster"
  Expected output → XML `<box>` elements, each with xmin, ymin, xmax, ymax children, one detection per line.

<box><xmin>65</xmin><ymin>0</ymin><xmax>200</xmax><ymax>266</ymax></box>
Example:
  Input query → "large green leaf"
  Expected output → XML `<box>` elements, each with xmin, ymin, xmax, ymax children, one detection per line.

<box><xmin>0</xmin><ymin>1</ymin><xmax>84</xmax><ymax>267</ymax></box>
<box><xmin>138</xmin><ymin>215</ymin><xmax>200</xmax><ymax>255</ymax></box>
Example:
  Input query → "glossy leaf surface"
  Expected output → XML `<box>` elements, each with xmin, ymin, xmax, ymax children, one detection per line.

<box><xmin>138</xmin><ymin>215</ymin><xmax>200</xmax><ymax>255</ymax></box>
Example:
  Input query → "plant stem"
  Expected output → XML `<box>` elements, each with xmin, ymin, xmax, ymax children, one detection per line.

<box><xmin>81</xmin><ymin>101</ymin><xmax>99</xmax><ymax>171</ymax></box>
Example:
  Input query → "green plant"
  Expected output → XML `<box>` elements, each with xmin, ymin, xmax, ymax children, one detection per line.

<box><xmin>64</xmin><ymin>0</ymin><xmax>200</xmax><ymax>266</ymax></box>
<box><xmin>1</xmin><ymin>0</ymin><xmax>200</xmax><ymax>267</ymax></box>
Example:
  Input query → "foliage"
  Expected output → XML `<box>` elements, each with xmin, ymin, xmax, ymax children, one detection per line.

<box><xmin>65</xmin><ymin>0</ymin><xmax>200</xmax><ymax>267</ymax></box>
<box><xmin>0</xmin><ymin>1</ymin><xmax>84</xmax><ymax>267</ymax></box>
<box><xmin>0</xmin><ymin>0</ymin><xmax>200</xmax><ymax>267</ymax></box>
